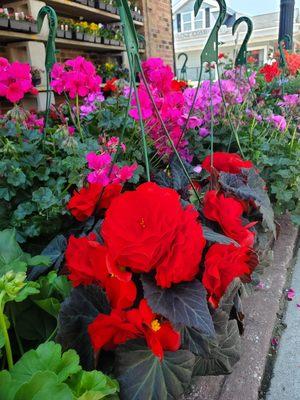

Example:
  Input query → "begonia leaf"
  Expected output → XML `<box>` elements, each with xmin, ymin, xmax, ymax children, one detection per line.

<box><xmin>142</xmin><ymin>277</ymin><xmax>215</xmax><ymax>338</ymax></box>
<box><xmin>202</xmin><ymin>226</ymin><xmax>240</xmax><ymax>246</ymax></box>
<box><xmin>115</xmin><ymin>339</ymin><xmax>195</xmax><ymax>400</ymax></box>
<box><xmin>57</xmin><ymin>285</ymin><xmax>110</xmax><ymax>370</ymax></box>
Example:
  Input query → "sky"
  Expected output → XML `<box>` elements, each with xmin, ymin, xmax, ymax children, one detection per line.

<box><xmin>227</xmin><ymin>0</ymin><xmax>300</xmax><ymax>16</ymax></box>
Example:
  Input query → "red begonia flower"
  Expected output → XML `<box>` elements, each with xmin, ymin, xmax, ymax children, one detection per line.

<box><xmin>67</xmin><ymin>183</ymin><xmax>122</xmax><ymax>222</ymax></box>
<box><xmin>103</xmin><ymin>78</ymin><xmax>118</xmax><ymax>93</ymax></box>
<box><xmin>203</xmin><ymin>243</ymin><xmax>258</xmax><ymax>308</ymax></box>
<box><xmin>203</xmin><ymin>190</ymin><xmax>256</xmax><ymax>247</ymax></box>
<box><xmin>65</xmin><ymin>235</ymin><xmax>136</xmax><ymax>309</ymax></box>
<box><xmin>202</xmin><ymin>152</ymin><xmax>253</xmax><ymax>175</ymax></box>
<box><xmin>101</xmin><ymin>182</ymin><xmax>206</xmax><ymax>288</ymax></box>
<box><xmin>88</xmin><ymin>309</ymin><xmax>141</xmax><ymax>351</ymax></box>
<box><xmin>128</xmin><ymin>299</ymin><xmax>180</xmax><ymax>360</ymax></box>
<box><xmin>88</xmin><ymin>299</ymin><xmax>180</xmax><ymax>359</ymax></box>
<box><xmin>259</xmin><ymin>61</ymin><xmax>281</xmax><ymax>83</ymax></box>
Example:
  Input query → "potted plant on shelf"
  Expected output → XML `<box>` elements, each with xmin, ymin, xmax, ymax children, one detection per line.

<box><xmin>110</xmin><ymin>28</ymin><xmax>122</xmax><ymax>46</ymax></box>
<box><xmin>96</xmin><ymin>0</ymin><xmax>106</xmax><ymax>10</ymax></box>
<box><xmin>73</xmin><ymin>21</ymin><xmax>84</xmax><ymax>40</ymax></box>
<box><xmin>10</xmin><ymin>12</ymin><xmax>31</xmax><ymax>32</ymax></box>
<box><xmin>101</xmin><ymin>26</ymin><xmax>111</xmax><ymax>45</ymax></box>
<box><xmin>57</xmin><ymin>17</ymin><xmax>65</xmax><ymax>38</ymax></box>
<box><xmin>27</xmin><ymin>15</ymin><xmax>38</xmax><ymax>33</ymax></box>
<box><xmin>0</xmin><ymin>8</ymin><xmax>9</xmax><ymax>29</ymax></box>
<box><xmin>95</xmin><ymin>23</ymin><xmax>103</xmax><ymax>43</ymax></box>
<box><xmin>83</xmin><ymin>22</ymin><xmax>98</xmax><ymax>43</ymax></box>
<box><xmin>88</xmin><ymin>0</ymin><xmax>95</xmax><ymax>8</ymax></box>
<box><xmin>30</xmin><ymin>66</ymin><xmax>43</xmax><ymax>86</ymax></box>
<box><xmin>105</xmin><ymin>0</ymin><xmax>117</xmax><ymax>14</ymax></box>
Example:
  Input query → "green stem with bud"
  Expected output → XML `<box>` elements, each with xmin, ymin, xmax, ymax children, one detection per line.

<box><xmin>0</xmin><ymin>292</ymin><xmax>13</xmax><ymax>370</ymax></box>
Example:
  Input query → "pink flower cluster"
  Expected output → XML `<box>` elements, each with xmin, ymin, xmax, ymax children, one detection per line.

<box><xmin>51</xmin><ymin>56</ymin><xmax>102</xmax><ymax>99</ymax></box>
<box><xmin>0</xmin><ymin>57</ymin><xmax>37</xmax><ymax>103</ymax></box>
<box><xmin>80</xmin><ymin>91</ymin><xmax>105</xmax><ymax>117</ymax></box>
<box><xmin>86</xmin><ymin>137</ymin><xmax>137</xmax><ymax>185</ymax></box>
<box><xmin>130</xmin><ymin>58</ymin><xmax>192</xmax><ymax>162</ymax></box>
<box><xmin>129</xmin><ymin>58</ymin><xmax>257</xmax><ymax>162</ymax></box>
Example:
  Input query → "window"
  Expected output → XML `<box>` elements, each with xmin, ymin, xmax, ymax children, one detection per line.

<box><xmin>182</xmin><ymin>12</ymin><xmax>192</xmax><ymax>32</ymax></box>
<box><xmin>194</xmin><ymin>11</ymin><xmax>204</xmax><ymax>30</ymax></box>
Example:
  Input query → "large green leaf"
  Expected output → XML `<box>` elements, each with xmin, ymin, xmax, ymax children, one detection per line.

<box><xmin>14</xmin><ymin>371</ymin><xmax>73</xmax><ymax>400</ymax></box>
<box><xmin>219</xmin><ymin>169</ymin><xmax>276</xmax><ymax>236</ymax></box>
<box><xmin>181</xmin><ymin>326</ymin><xmax>210</xmax><ymax>356</ymax></box>
<box><xmin>0</xmin><ymin>229</ymin><xmax>28</xmax><ymax>275</ymax></box>
<box><xmin>11</xmin><ymin>341</ymin><xmax>81</xmax><ymax>384</ymax></box>
<box><xmin>193</xmin><ymin>311</ymin><xmax>241</xmax><ymax>376</ymax></box>
<box><xmin>115</xmin><ymin>340</ymin><xmax>195</xmax><ymax>400</ymax></box>
<box><xmin>68</xmin><ymin>370</ymin><xmax>119</xmax><ymax>400</ymax></box>
<box><xmin>142</xmin><ymin>277</ymin><xmax>215</xmax><ymax>338</ymax></box>
<box><xmin>0</xmin><ymin>370</ymin><xmax>17</xmax><ymax>400</ymax></box>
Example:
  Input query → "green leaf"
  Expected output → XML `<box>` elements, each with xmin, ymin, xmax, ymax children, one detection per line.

<box><xmin>27</xmin><ymin>255</ymin><xmax>51</xmax><ymax>267</ymax></box>
<box><xmin>11</xmin><ymin>342</ymin><xmax>81</xmax><ymax>385</ymax></box>
<box><xmin>0</xmin><ymin>229</ymin><xmax>28</xmax><ymax>275</ymax></box>
<box><xmin>0</xmin><ymin>370</ymin><xmax>18</xmax><ymax>400</ymax></box>
<box><xmin>193</xmin><ymin>311</ymin><xmax>241</xmax><ymax>376</ymax></box>
<box><xmin>32</xmin><ymin>188</ymin><xmax>57</xmax><ymax>210</ymax></box>
<box><xmin>142</xmin><ymin>277</ymin><xmax>215</xmax><ymax>338</ymax></box>
<box><xmin>202</xmin><ymin>226</ymin><xmax>240</xmax><ymax>246</ymax></box>
<box><xmin>116</xmin><ymin>340</ymin><xmax>195</xmax><ymax>400</ymax></box>
<box><xmin>32</xmin><ymin>297</ymin><xmax>61</xmax><ymax>318</ymax></box>
<box><xmin>14</xmin><ymin>281</ymin><xmax>40</xmax><ymax>303</ymax></box>
<box><xmin>68</xmin><ymin>370</ymin><xmax>119</xmax><ymax>400</ymax></box>
<box><xmin>14</xmin><ymin>371</ymin><xmax>74</xmax><ymax>400</ymax></box>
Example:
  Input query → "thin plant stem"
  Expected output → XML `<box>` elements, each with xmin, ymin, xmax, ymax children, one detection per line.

<box><xmin>75</xmin><ymin>95</ymin><xmax>84</xmax><ymax>141</ymax></box>
<box><xmin>0</xmin><ymin>293</ymin><xmax>13</xmax><ymax>370</ymax></box>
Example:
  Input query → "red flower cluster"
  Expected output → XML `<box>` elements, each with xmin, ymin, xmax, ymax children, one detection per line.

<box><xmin>88</xmin><ymin>299</ymin><xmax>180</xmax><ymax>360</ymax></box>
<box><xmin>259</xmin><ymin>61</ymin><xmax>281</xmax><ymax>83</ymax></box>
<box><xmin>171</xmin><ymin>79</ymin><xmax>188</xmax><ymax>91</ymax></box>
<box><xmin>103</xmin><ymin>78</ymin><xmax>118</xmax><ymax>93</ymax></box>
<box><xmin>202</xmin><ymin>152</ymin><xmax>253</xmax><ymax>174</ymax></box>
<box><xmin>65</xmin><ymin>235</ymin><xmax>136</xmax><ymax>310</ymax></box>
<box><xmin>102</xmin><ymin>182</ymin><xmax>206</xmax><ymax>288</ymax></box>
<box><xmin>203</xmin><ymin>244</ymin><xmax>258</xmax><ymax>308</ymax></box>
<box><xmin>285</xmin><ymin>51</ymin><xmax>300</xmax><ymax>76</ymax></box>
<box><xmin>203</xmin><ymin>190</ymin><xmax>256</xmax><ymax>247</ymax></box>
<box><xmin>67</xmin><ymin>183</ymin><xmax>122</xmax><ymax>222</ymax></box>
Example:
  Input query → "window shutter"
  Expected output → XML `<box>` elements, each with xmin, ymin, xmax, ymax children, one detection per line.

<box><xmin>205</xmin><ymin>8</ymin><xmax>210</xmax><ymax>28</ymax></box>
<box><xmin>177</xmin><ymin>13</ymin><xmax>181</xmax><ymax>32</ymax></box>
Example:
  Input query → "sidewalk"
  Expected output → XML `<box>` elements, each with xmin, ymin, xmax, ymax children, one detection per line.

<box><xmin>266</xmin><ymin>246</ymin><xmax>300</xmax><ymax>400</ymax></box>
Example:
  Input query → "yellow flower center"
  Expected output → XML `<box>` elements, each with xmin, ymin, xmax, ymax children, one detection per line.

<box><xmin>151</xmin><ymin>319</ymin><xmax>161</xmax><ymax>332</ymax></box>
<box><xmin>140</xmin><ymin>217</ymin><xmax>146</xmax><ymax>229</ymax></box>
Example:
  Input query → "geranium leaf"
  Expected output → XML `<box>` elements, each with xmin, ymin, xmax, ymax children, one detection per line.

<box><xmin>202</xmin><ymin>226</ymin><xmax>240</xmax><ymax>246</ymax></box>
<box><xmin>193</xmin><ymin>311</ymin><xmax>241</xmax><ymax>376</ymax></box>
<box><xmin>0</xmin><ymin>370</ymin><xmax>17</xmax><ymax>400</ymax></box>
<box><xmin>68</xmin><ymin>370</ymin><xmax>119</xmax><ymax>400</ymax></box>
<box><xmin>142</xmin><ymin>277</ymin><xmax>215</xmax><ymax>338</ymax></box>
<box><xmin>14</xmin><ymin>371</ymin><xmax>73</xmax><ymax>400</ymax></box>
<box><xmin>115</xmin><ymin>339</ymin><xmax>195</xmax><ymax>400</ymax></box>
<box><xmin>11</xmin><ymin>341</ymin><xmax>81</xmax><ymax>384</ymax></box>
<box><xmin>219</xmin><ymin>169</ymin><xmax>276</xmax><ymax>236</ymax></box>
<box><xmin>57</xmin><ymin>285</ymin><xmax>110</xmax><ymax>370</ymax></box>
<box><xmin>0</xmin><ymin>229</ymin><xmax>28</xmax><ymax>275</ymax></box>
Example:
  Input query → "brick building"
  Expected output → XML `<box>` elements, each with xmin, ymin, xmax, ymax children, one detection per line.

<box><xmin>0</xmin><ymin>0</ymin><xmax>174</xmax><ymax>110</ymax></box>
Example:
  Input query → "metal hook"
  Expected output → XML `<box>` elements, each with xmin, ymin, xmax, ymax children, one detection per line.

<box><xmin>194</xmin><ymin>0</ymin><xmax>227</xmax><ymax>65</ymax></box>
<box><xmin>278</xmin><ymin>34</ymin><xmax>291</xmax><ymax>68</ymax></box>
<box><xmin>178</xmin><ymin>52</ymin><xmax>188</xmax><ymax>80</ymax></box>
<box><xmin>232</xmin><ymin>16</ymin><xmax>253</xmax><ymax>67</ymax></box>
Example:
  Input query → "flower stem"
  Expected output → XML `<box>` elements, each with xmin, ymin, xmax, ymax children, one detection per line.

<box><xmin>0</xmin><ymin>294</ymin><xmax>13</xmax><ymax>370</ymax></box>
<box><xmin>75</xmin><ymin>95</ymin><xmax>83</xmax><ymax>142</ymax></box>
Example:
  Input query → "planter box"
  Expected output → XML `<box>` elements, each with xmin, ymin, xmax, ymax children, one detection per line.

<box><xmin>95</xmin><ymin>36</ymin><xmax>102</xmax><ymax>44</ymax></box>
<box><xmin>56</xmin><ymin>29</ymin><xmax>65</xmax><ymax>38</ymax></box>
<box><xmin>74</xmin><ymin>31</ymin><xmax>84</xmax><ymax>40</ymax></box>
<box><xmin>87</xmin><ymin>0</ymin><xmax>95</xmax><ymax>7</ymax></box>
<box><xmin>110</xmin><ymin>39</ymin><xmax>120</xmax><ymax>46</ymax></box>
<box><xmin>103</xmin><ymin>38</ymin><xmax>110</xmax><ymax>45</ymax></box>
<box><xmin>0</xmin><ymin>17</ymin><xmax>9</xmax><ymax>29</ymax></box>
<box><xmin>30</xmin><ymin>22</ymin><xmax>38</xmax><ymax>33</ymax></box>
<box><xmin>97</xmin><ymin>1</ymin><xmax>106</xmax><ymax>9</ymax></box>
<box><xmin>10</xmin><ymin>20</ymin><xmax>31</xmax><ymax>32</ymax></box>
<box><xmin>65</xmin><ymin>30</ymin><xmax>72</xmax><ymax>39</ymax></box>
<box><xmin>106</xmin><ymin>4</ymin><xmax>117</xmax><ymax>13</ymax></box>
<box><xmin>83</xmin><ymin>33</ymin><xmax>95</xmax><ymax>42</ymax></box>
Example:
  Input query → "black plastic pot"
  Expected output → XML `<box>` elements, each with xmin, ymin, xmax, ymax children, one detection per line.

<box><xmin>83</xmin><ymin>33</ymin><xmax>95</xmax><ymax>42</ymax></box>
<box><xmin>106</xmin><ymin>4</ymin><xmax>117</xmax><ymax>13</ymax></box>
<box><xmin>87</xmin><ymin>0</ymin><xmax>95</xmax><ymax>7</ymax></box>
<box><xmin>74</xmin><ymin>31</ymin><xmax>84</xmax><ymax>40</ymax></box>
<box><xmin>0</xmin><ymin>17</ymin><xmax>9</xmax><ymax>29</ymax></box>
<box><xmin>10</xmin><ymin>20</ymin><xmax>31</xmax><ymax>32</ymax></box>
<box><xmin>65</xmin><ymin>30</ymin><xmax>72</xmax><ymax>39</ymax></box>
<box><xmin>30</xmin><ymin>22</ymin><xmax>38</xmax><ymax>33</ymax></box>
<box><xmin>96</xmin><ymin>1</ymin><xmax>106</xmax><ymax>9</ymax></box>
<box><xmin>56</xmin><ymin>29</ymin><xmax>65</xmax><ymax>38</ymax></box>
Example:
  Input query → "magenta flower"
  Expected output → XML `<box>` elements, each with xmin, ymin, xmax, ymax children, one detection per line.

<box><xmin>267</xmin><ymin>115</ymin><xmax>287</xmax><ymax>132</ymax></box>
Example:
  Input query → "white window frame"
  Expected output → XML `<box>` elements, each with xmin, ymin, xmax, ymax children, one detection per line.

<box><xmin>181</xmin><ymin>10</ymin><xmax>205</xmax><ymax>32</ymax></box>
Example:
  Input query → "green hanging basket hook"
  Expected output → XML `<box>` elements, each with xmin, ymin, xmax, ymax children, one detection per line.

<box><xmin>178</xmin><ymin>53</ymin><xmax>188</xmax><ymax>81</ymax></box>
<box><xmin>232</xmin><ymin>16</ymin><xmax>253</xmax><ymax>67</ymax></box>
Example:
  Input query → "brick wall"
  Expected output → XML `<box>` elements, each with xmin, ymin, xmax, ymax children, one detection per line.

<box><xmin>141</xmin><ymin>0</ymin><xmax>175</xmax><ymax>69</ymax></box>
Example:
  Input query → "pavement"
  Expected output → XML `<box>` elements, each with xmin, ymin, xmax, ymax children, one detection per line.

<box><xmin>183</xmin><ymin>215</ymin><xmax>299</xmax><ymax>400</ymax></box>
<box><xmin>266</xmin><ymin>246</ymin><xmax>300</xmax><ymax>400</ymax></box>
